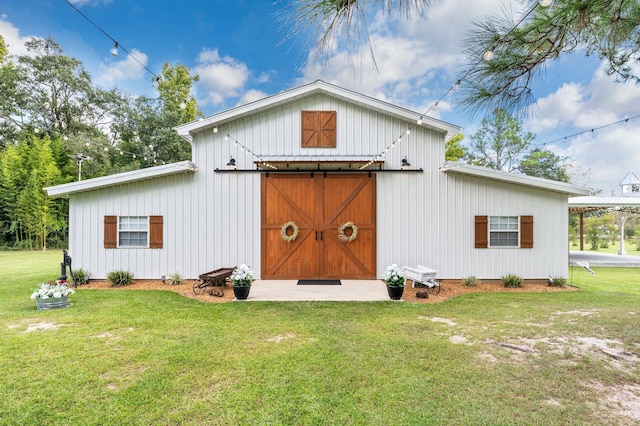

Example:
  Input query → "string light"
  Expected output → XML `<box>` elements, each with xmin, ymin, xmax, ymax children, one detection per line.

<box><xmin>360</xmin><ymin>0</ymin><xmax>548</xmax><ymax>170</ymax></box>
<box><xmin>224</xmin><ymin>134</ymin><xmax>278</xmax><ymax>170</ymax></box>
<box><xmin>63</xmin><ymin>0</ymin><xmax>161</xmax><ymax>82</ymax></box>
<box><xmin>535</xmin><ymin>114</ymin><xmax>640</xmax><ymax>147</ymax></box>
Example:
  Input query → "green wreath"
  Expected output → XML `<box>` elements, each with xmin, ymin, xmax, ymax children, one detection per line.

<box><xmin>280</xmin><ymin>221</ymin><xmax>300</xmax><ymax>243</ymax></box>
<box><xmin>338</xmin><ymin>222</ymin><xmax>358</xmax><ymax>243</ymax></box>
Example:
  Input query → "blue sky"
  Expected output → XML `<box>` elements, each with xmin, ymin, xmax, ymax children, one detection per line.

<box><xmin>2</xmin><ymin>0</ymin><xmax>639</xmax><ymax>194</ymax></box>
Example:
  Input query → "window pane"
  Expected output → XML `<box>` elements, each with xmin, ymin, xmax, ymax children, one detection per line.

<box><xmin>119</xmin><ymin>231</ymin><xmax>148</xmax><ymax>247</ymax></box>
<box><xmin>490</xmin><ymin>231</ymin><xmax>519</xmax><ymax>247</ymax></box>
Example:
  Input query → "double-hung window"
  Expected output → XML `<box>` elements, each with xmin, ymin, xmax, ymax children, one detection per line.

<box><xmin>118</xmin><ymin>216</ymin><xmax>149</xmax><ymax>247</ymax></box>
<box><xmin>475</xmin><ymin>215</ymin><xmax>533</xmax><ymax>249</ymax></box>
<box><xmin>489</xmin><ymin>216</ymin><xmax>519</xmax><ymax>247</ymax></box>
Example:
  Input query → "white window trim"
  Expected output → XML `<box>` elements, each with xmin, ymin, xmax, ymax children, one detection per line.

<box><xmin>488</xmin><ymin>216</ymin><xmax>520</xmax><ymax>248</ymax></box>
<box><xmin>117</xmin><ymin>216</ymin><xmax>150</xmax><ymax>248</ymax></box>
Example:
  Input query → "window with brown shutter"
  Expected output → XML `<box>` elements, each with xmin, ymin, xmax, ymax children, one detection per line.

<box><xmin>149</xmin><ymin>216</ymin><xmax>163</xmax><ymax>249</ymax></box>
<box><xmin>475</xmin><ymin>215</ymin><xmax>534</xmax><ymax>249</ymax></box>
<box><xmin>301</xmin><ymin>110</ymin><xmax>336</xmax><ymax>148</ymax></box>
<box><xmin>520</xmin><ymin>215</ymin><xmax>533</xmax><ymax>248</ymax></box>
<box><xmin>474</xmin><ymin>216</ymin><xmax>488</xmax><ymax>248</ymax></box>
<box><xmin>104</xmin><ymin>215</ymin><xmax>163</xmax><ymax>249</ymax></box>
<box><xmin>104</xmin><ymin>216</ymin><xmax>117</xmax><ymax>249</ymax></box>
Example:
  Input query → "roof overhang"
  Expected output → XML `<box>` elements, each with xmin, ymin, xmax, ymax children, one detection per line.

<box><xmin>569</xmin><ymin>196</ymin><xmax>640</xmax><ymax>214</ymax></box>
<box><xmin>175</xmin><ymin>80</ymin><xmax>461</xmax><ymax>140</ymax></box>
<box><xmin>440</xmin><ymin>162</ymin><xmax>592</xmax><ymax>196</ymax></box>
<box><xmin>45</xmin><ymin>161</ymin><xmax>198</xmax><ymax>198</ymax></box>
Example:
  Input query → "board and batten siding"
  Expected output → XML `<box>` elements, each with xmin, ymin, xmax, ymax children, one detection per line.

<box><xmin>189</xmin><ymin>93</ymin><xmax>446</xmax><ymax>280</ymax></box>
<box><xmin>67</xmin><ymin>90</ymin><xmax>570</xmax><ymax>280</ymax></box>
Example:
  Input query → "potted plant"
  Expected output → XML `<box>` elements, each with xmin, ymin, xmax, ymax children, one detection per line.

<box><xmin>31</xmin><ymin>280</ymin><xmax>75</xmax><ymax>310</ymax></box>
<box><xmin>383</xmin><ymin>264</ymin><xmax>405</xmax><ymax>300</ymax></box>
<box><xmin>230</xmin><ymin>264</ymin><xmax>254</xmax><ymax>300</ymax></box>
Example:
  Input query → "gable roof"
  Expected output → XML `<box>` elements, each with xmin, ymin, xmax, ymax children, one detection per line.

<box><xmin>45</xmin><ymin>161</ymin><xmax>198</xmax><ymax>198</ymax></box>
<box><xmin>175</xmin><ymin>80</ymin><xmax>461</xmax><ymax>140</ymax></box>
<box><xmin>619</xmin><ymin>171</ymin><xmax>640</xmax><ymax>186</ymax></box>
<box><xmin>440</xmin><ymin>162</ymin><xmax>591</xmax><ymax>196</ymax></box>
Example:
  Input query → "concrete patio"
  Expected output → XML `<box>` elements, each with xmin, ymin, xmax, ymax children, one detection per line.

<box><xmin>238</xmin><ymin>280</ymin><xmax>391</xmax><ymax>302</ymax></box>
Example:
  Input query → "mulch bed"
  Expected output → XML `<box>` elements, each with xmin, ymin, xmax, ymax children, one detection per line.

<box><xmin>77</xmin><ymin>279</ymin><xmax>576</xmax><ymax>304</ymax></box>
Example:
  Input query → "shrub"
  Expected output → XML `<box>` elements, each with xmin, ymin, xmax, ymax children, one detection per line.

<box><xmin>462</xmin><ymin>275</ymin><xmax>477</xmax><ymax>287</ymax></box>
<box><xmin>168</xmin><ymin>272</ymin><xmax>183</xmax><ymax>286</ymax></box>
<box><xmin>70</xmin><ymin>268</ymin><xmax>90</xmax><ymax>286</ymax></box>
<box><xmin>502</xmin><ymin>273</ymin><xmax>522</xmax><ymax>288</ymax></box>
<box><xmin>548</xmin><ymin>276</ymin><xmax>566</xmax><ymax>287</ymax></box>
<box><xmin>107</xmin><ymin>270</ymin><xmax>134</xmax><ymax>287</ymax></box>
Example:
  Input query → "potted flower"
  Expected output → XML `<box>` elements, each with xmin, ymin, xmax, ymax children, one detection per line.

<box><xmin>31</xmin><ymin>280</ymin><xmax>75</xmax><ymax>310</ymax></box>
<box><xmin>230</xmin><ymin>264</ymin><xmax>254</xmax><ymax>300</ymax></box>
<box><xmin>383</xmin><ymin>264</ymin><xmax>405</xmax><ymax>300</ymax></box>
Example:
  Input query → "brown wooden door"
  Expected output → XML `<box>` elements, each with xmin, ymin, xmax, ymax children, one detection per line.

<box><xmin>261</xmin><ymin>173</ymin><xmax>376</xmax><ymax>279</ymax></box>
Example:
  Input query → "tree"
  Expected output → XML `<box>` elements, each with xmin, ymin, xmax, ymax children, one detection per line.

<box><xmin>284</xmin><ymin>1</ymin><xmax>640</xmax><ymax>115</ymax></box>
<box><xmin>584</xmin><ymin>213</ymin><xmax>616</xmax><ymax>250</ymax></box>
<box><xmin>464</xmin><ymin>108</ymin><xmax>533</xmax><ymax>171</ymax></box>
<box><xmin>519</xmin><ymin>148</ymin><xmax>570</xmax><ymax>182</ymax></box>
<box><xmin>458</xmin><ymin>0</ymin><xmax>640</xmax><ymax>115</ymax></box>
<box><xmin>445</xmin><ymin>133</ymin><xmax>467</xmax><ymax>162</ymax></box>
<box><xmin>279</xmin><ymin>0</ymin><xmax>433</xmax><ymax>62</ymax></box>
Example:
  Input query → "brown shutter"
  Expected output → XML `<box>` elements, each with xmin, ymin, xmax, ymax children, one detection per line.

<box><xmin>149</xmin><ymin>216</ymin><xmax>163</xmax><ymax>249</ymax></box>
<box><xmin>301</xmin><ymin>111</ymin><xmax>336</xmax><ymax>147</ymax></box>
<box><xmin>475</xmin><ymin>216</ymin><xmax>488</xmax><ymax>248</ymax></box>
<box><xmin>104</xmin><ymin>216</ymin><xmax>117</xmax><ymax>249</ymax></box>
<box><xmin>319</xmin><ymin>111</ymin><xmax>336</xmax><ymax>147</ymax></box>
<box><xmin>520</xmin><ymin>215</ymin><xmax>533</xmax><ymax>248</ymax></box>
<box><xmin>301</xmin><ymin>111</ymin><xmax>318</xmax><ymax>147</ymax></box>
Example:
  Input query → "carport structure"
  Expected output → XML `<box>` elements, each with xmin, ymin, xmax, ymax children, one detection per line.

<box><xmin>569</xmin><ymin>196</ymin><xmax>640</xmax><ymax>255</ymax></box>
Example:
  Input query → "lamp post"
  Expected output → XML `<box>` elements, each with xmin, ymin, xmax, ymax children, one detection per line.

<box><xmin>75</xmin><ymin>153</ymin><xmax>90</xmax><ymax>181</ymax></box>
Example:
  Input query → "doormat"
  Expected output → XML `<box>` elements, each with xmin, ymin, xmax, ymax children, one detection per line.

<box><xmin>297</xmin><ymin>280</ymin><xmax>342</xmax><ymax>285</ymax></box>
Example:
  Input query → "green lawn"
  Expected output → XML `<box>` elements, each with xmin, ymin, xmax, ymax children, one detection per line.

<box><xmin>1</xmin><ymin>251</ymin><xmax>639</xmax><ymax>425</ymax></box>
<box><xmin>571</xmin><ymin>240</ymin><xmax>640</xmax><ymax>255</ymax></box>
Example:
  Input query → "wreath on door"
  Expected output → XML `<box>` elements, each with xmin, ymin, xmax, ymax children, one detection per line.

<box><xmin>280</xmin><ymin>221</ymin><xmax>300</xmax><ymax>243</ymax></box>
<box><xmin>338</xmin><ymin>222</ymin><xmax>358</xmax><ymax>243</ymax></box>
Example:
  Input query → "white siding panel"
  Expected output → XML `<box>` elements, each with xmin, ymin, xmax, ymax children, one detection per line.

<box><xmin>68</xmin><ymin>91</ymin><xmax>571</xmax><ymax>281</ymax></box>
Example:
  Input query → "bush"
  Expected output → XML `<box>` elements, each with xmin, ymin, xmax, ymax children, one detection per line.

<box><xmin>71</xmin><ymin>268</ymin><xmax>90</xmax><ymax>286</ymax></box>
<box><xmin>107</xmin><ymin>270</ymin><xmax>134</xmax><ymax>287</ymax></box>
<box><xmin>462</xmin><ymin>275</ymin><xmax>477</xmax><ymax>287</ymax></box>
<box><xmin>168</xmin><ymin>272</ymin><xmax>183</xmax><ymax>286</ymax></box>
<box><xmin>502</xmin><ymin>274</ymin><xmax>522</xmax><ymax>288</ymax></box>
<box><xmin>548</xmin><ymin>276</ymin><xmax>566</xmax><ymax>287</ymax></box>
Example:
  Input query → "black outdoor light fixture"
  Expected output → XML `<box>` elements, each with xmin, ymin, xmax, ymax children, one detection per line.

<box><xmin>401</xmin><ymin>157</ymin><xmax>411</xmax><ymax>170</ymax></box>
<box><xmin>226</xmin><ymin>157</ymin><xmax>237</xmax><ymax>170</ymax></box>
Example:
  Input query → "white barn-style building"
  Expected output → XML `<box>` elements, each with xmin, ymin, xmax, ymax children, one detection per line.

<box><xmin>46</xmin><ymin>80</ymin><xmax>590</xmax><ymax>281</ymax></box>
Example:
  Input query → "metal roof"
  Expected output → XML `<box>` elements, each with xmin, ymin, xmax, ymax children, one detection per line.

<box><xmin>45</xmin><ymin>161</ymin><xmax>198</xmax><ymax>198</ymax></box>
<box><xmin>440</xmin><ymin>162</ymin><xmax>591</xmax><ymax>196</ymax></box>
<box><xmin>569</xmin><ymin>196</ymin><xmax>640</xmax><ymax>213</ymax></box>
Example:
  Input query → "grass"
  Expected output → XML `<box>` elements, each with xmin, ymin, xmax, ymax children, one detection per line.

<box><xmin>1</xmin><ymin>250</ymin><xmax>639</xmax><ymax>425</ymax></box>
<box><xmin>570</xmin><ymin>241</ymin><xmax>640</xmax><ymax>255</ymax></box>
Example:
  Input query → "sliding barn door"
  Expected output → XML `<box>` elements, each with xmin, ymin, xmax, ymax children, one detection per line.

<box><xmin>261</xmin><ymin>173</ymin><xmax>376</xmax><ymax>280</ymax></box>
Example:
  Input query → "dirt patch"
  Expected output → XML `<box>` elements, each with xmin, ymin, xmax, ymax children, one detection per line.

<box><xmin>402</xmin><ymin>280</ymin><xmax>577</xmax><ymax>303</ymax></box>
<box><xmin>76</xmin><ymin>279</ymin><xmax>576</xmax><ymax>304</ymax></box>
<box><xmin>78</xmin><ymin>279</ymin><xmax>236</xmax><ymax>303</ymax></box>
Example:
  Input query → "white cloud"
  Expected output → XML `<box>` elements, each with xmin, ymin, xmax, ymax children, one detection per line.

<box><xmin>236</xmin><ymin>89</ymin><xmax>268</xmax><ymax>107</ymax></box>
<box><xmin>528</xmin><ymin>61</ymin><xmax>640</xmax><ymax>193</ymax></box>
<box><xmin>96</xmin><ymin>49</ymin><xmax>147</xmax><ymax>86</ymax></box>
<box><xmin>296</xmin><ymin>0</ymin><xmax>513</xmax><ymax>109</ymax></box>
<box><xmin>0</xmin><ymin>16</ymin><xmax>40</xmax><ymax>56</ymax></box>
<box><xmin>194</xmin><ymin>48</ymin><xmax>250</xmax><ymax>106</ymax></box>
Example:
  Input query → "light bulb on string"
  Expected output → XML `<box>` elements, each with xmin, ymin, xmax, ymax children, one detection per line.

<box><xmin>213</xmin><ymin>127</ymin><xmax>218</xmax><ymax>133</ymax></box>
<box><xmin>484</xmin><ymin>49</ymin><xmax>494</xmax><ymax>61</ymax></box>
<box><xmin>110</xmin><ymin>42</ymin><xmax>119</xmax><ymax>57</ymax></box>
<box><xmin>405</xmin><ymin>129</ymin><xmax>411</xmax><ymax>135</ymax></box>
<box><xmin>417</xmin><ymin>117</ymin><xmax>423</xmax><ymax>125</ymax></box>
<box><xmin>539</xmin><ymin>0</ymin><xmax>552</xmax><ymax>6</ymax></box>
